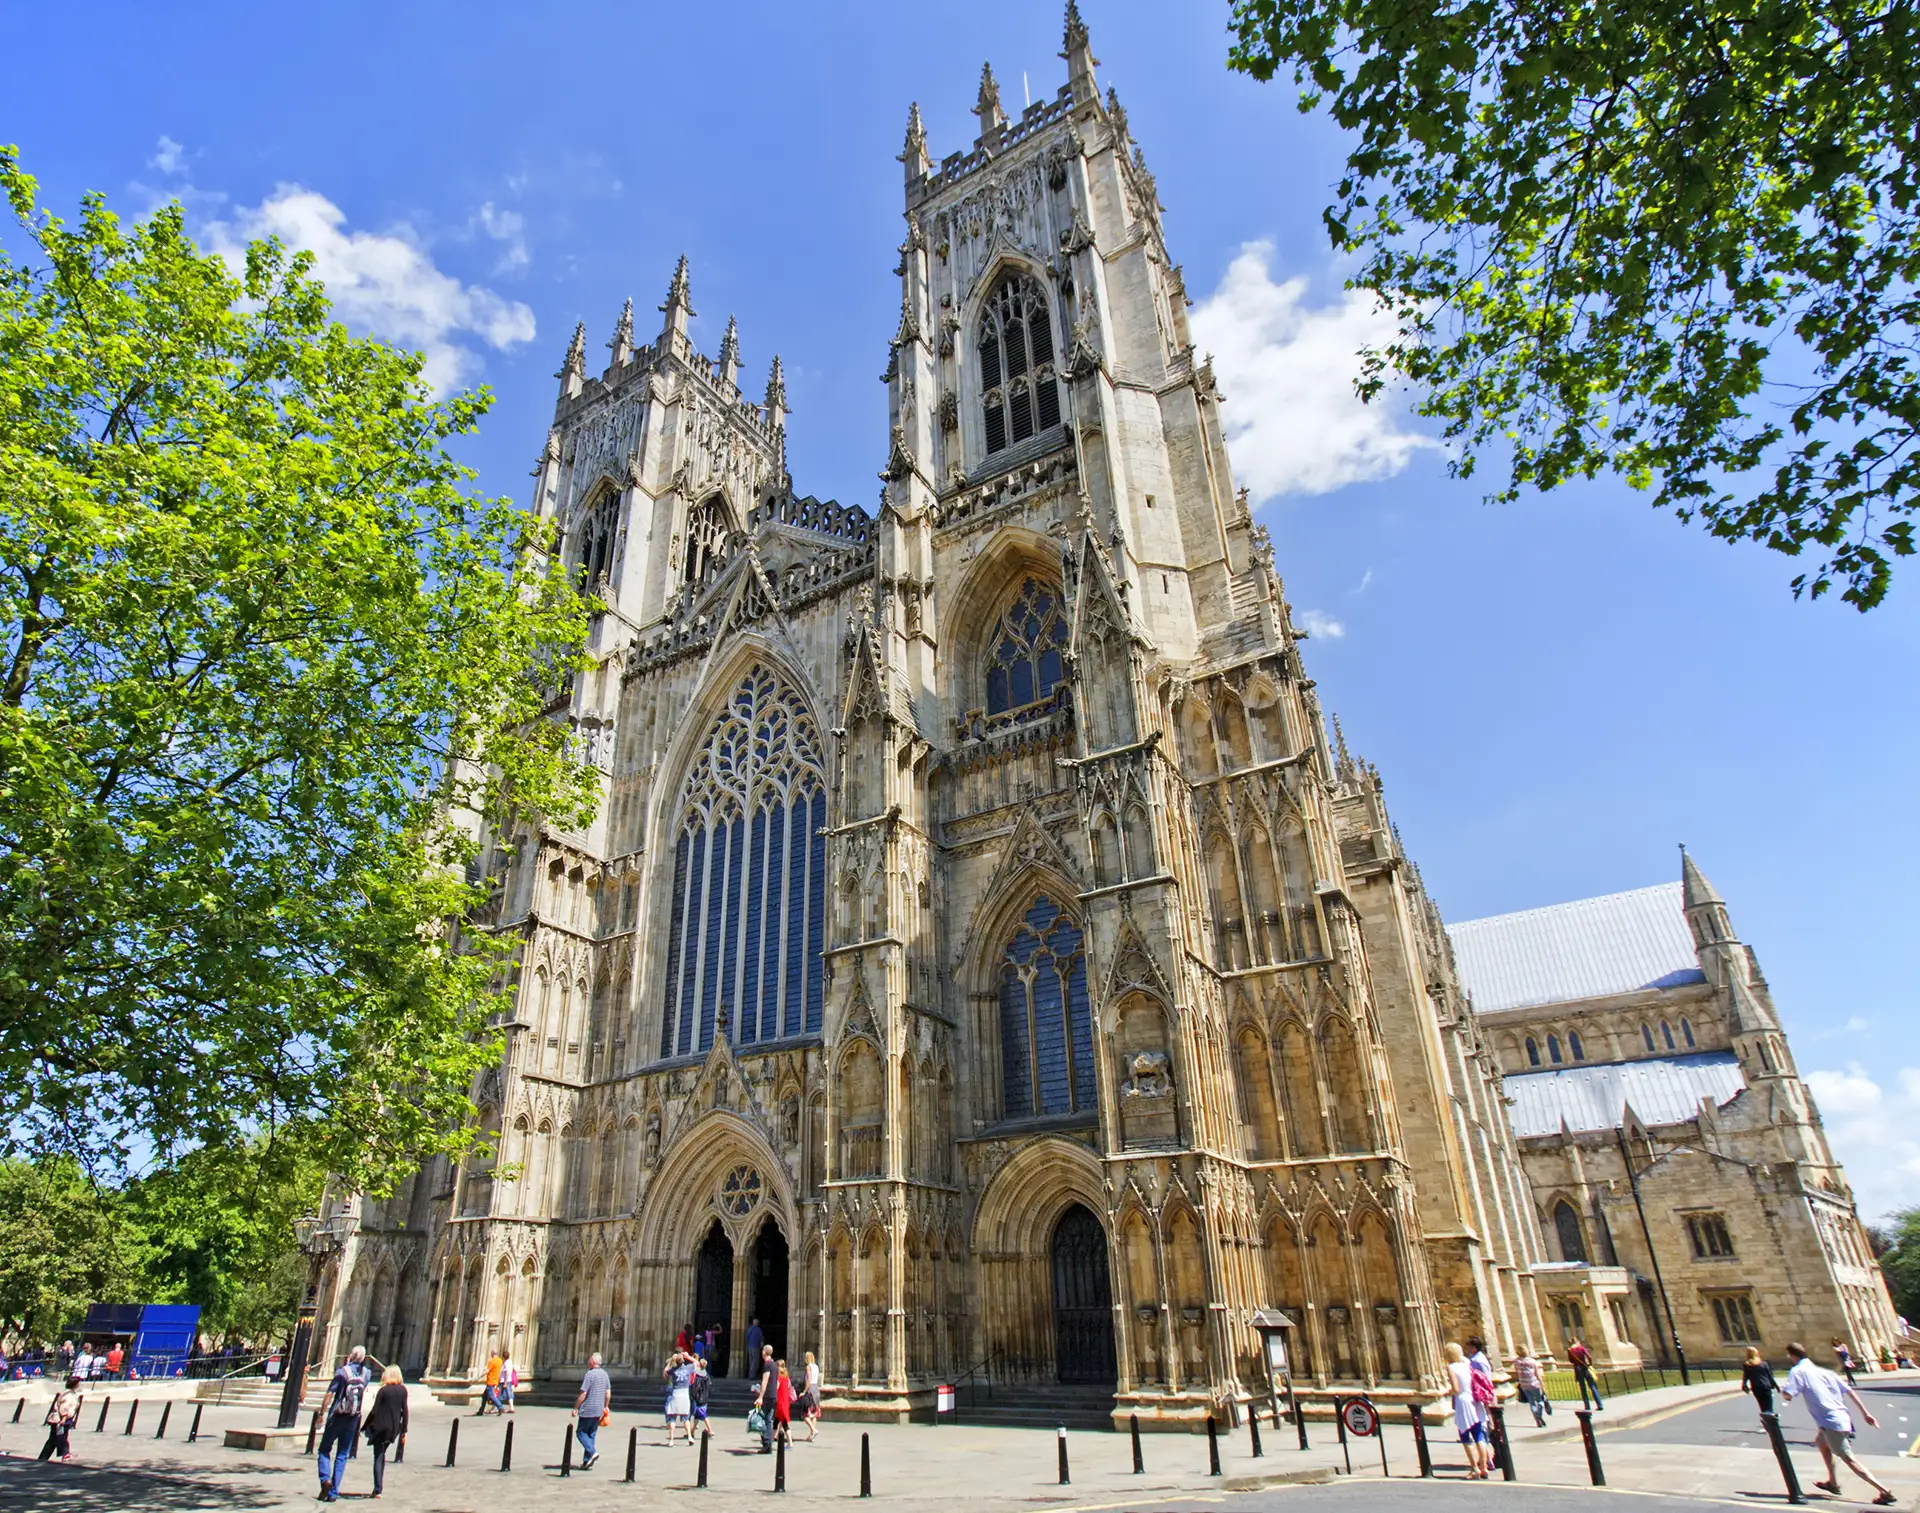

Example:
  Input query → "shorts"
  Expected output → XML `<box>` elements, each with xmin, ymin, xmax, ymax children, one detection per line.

<box><xmin>693</xmin><ymin>1406</ymin><xmax>708</xmax><ymax>1421</ymax></box>
<box><xmin>667</xmin><ymin>1388</ymin><xmax>691</xmax><ymax>1418</ymax></box>
<box><xmin>1458</xmin><ymin>1422</ymin><xmax>1489</xmax><ymax>1445</ymax></box>
<box><xmin>1815</xmin><ymin>1427</ymin><xmax>1854</xmax><ymax>1454</ymax></box>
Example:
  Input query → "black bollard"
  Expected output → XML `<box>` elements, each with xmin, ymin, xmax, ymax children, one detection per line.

<box><xmin>187</xmin><ymin>1402</ymin><xmax>204</xmax><ymax>1444</ymax></box>
<box><xmin>124</xmin><ymin>1399</ymin><xmax>139</xmax><ymax>1435</ymax></box>
<box><xmin>1760</xmin><ymin>1413</ymin><xmax>1806</xmax><ymax>1505</ymax></box>
<box><xmin>1057</xmin><ymin>1426</ymin><xmax>1070</xmax><ymax>1485</ymax></box>
<box><xmin>1336</xmin><ymin>1400</ymin><xmax>1352</xmax><ymax>1476</ymax></box>
<box><xmin>1131</xmin><ymin>1413</ymin><xmax>1144</xmax><ymax>1474</ymax></box>
<box><xmin>306</xmin><ymin>1410</ymin><xmax>320</xmax><ymax>1456</ymax></box>
<box><xmin>156</xmin><ymin>1400</ymin><xmax>173</xmax><ymax>1439</ymax></box>
<box><xmin>860</xmin><ymin>1431</ymin><xmax>872</xmax><ymax>1498</ymax></box>
<box><xmin>775</xmin><ymin>1433</ymin><xmax>786</xmax><ymax>1493</ymax></box>
<box><xmin>1249</xmin><ymin>1405</ymin><xmax>1264</xmax><ymax>1459</ymax></box>
<box><xmin>1575</xmin><ymin>1408</ymin><xmax>1605</xmax><ymax>1486</ymax></box>
<box><xmin>1292</xmin><ymin>1393</ymin><xmax>1309</xmax><ymax>1450</ymax></box>
<box><xmin>697</xmin><ymin>1428</ymin><xmax>710</xmax><ymax>1488</ymax></box>
<box><xmin>500</xmin><ymin>1418</ymin><xmax>513</xmax><ymax>1472</ymax></box>
<box><xmin>10</xmin><ymin>1397</ymin><xmax>21</xmax><ymax>1423</ymax></box>
<box><xmin>445</xmin><ymin>1416</ymin><xmax>459</xmax><ymax>1467</ymax></box>
<box><xmin>1411</xmin><ymin>1404</ymin><xmax>1433</xmax><ymax>1478</ymax></box>
<box><xmin>96</xmin><ymin>1396</ymin><xmax>111</xmax><ymax>1432</ymax></box>
<box><xmin>558</xmin><ymin>1420</ymin><xmax>572</xmax><ymax>1478</ymax></box>
<box><xmin>625</xmin><ymin>1425</ymin><xmax>637</xmax><ymax>1483</ymax></box>
<box><xmin>1207</xmin><ymin>1414</ymin><xmax>1221</xmax><ymax>1476</ymax></box>
<box><xmin>1490</xmin><ymin>1403</ymin><xmax>1515</xmax><ymax>1481</ymax></box>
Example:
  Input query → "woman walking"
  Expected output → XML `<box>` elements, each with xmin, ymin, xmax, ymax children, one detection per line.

<box><xmin>663</xmin><ymin>1350</ymin><xmax>694</xmax><ymax>1443</ymax></box>
<box><xmin>801</xmin><ymin>1351</ymin><xmax>822</xmax><ymax>1440</ymax></box>
<box><xmin>1512</xmin><ymin>1347</ymin><xmax>1551</xmax><ymax>1427</ymax></box>
<box><xmin>1445</xmin><ymin>1342</ymin><xmax>1492</xmax><ymax>1479</ymax></box>
<box><xmin>1743</xmin><ymin>1347</ymin><xmax>1779</xmax><ymax>1414</ymax></box>
<box><xmin>362</xmin><ymin>1365</ymin><xmax>409</xmax><ymax>1499</ymax></box>
<box><xmin>37</xmin><ymin>1375</ymin><xmax>81</xmax><ymax>1462</ymax></box>
<box><xmin>773</xmin><ymin>1359</ymin><xmax>796</xmax><ymax>1446</ymax></box>
<box><xmin>1833</xmin><ymin>1338</ymin><xmax>1858</xmax><ymax>1386</ymax></box>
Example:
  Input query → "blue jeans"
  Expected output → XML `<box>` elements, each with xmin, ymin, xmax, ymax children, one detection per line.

<box><xmin>576</xmin><ymin>1419</ymin><xmax>599</xmax><ymax>1462</ymax></box>
<box><xmin>317</xmin><ymin>1414</ymin><xmax>357</xmax><ymax>1494</ymax></box>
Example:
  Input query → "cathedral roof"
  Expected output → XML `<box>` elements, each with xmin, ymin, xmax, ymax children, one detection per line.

<box><xmin>1505</xmin><ymin>1050</ymin><xmax>1746</xmax><ymax>1137</ymax></box>
<box><xmin>1447</xmin><ymin>882</ymin><xmax>1706</xmax><ymax>1013</ymax></box>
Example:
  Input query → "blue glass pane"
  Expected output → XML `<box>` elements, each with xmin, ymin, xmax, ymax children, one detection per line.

<box><xmin>660</xmin><ymin>831</ymin><xmax>691</xmax><ymax>1058</ymax></box>
<box><xmin>805</xmin><ymin>790</ymin><xmax>826</xmax><ymax>1034</ymax></box>
<box><xmin>1010</xmin><ymin>658</ymin><xmax>1035</xmax><ymax>708</ymax></box>
<box><xmin>677</xmin><ymin>828</ymin><xmax>707</xmax><ymax>1057</ymax></box>
<box><xmin>1065</xmin><ymin>946</ymin><xmax>1093</xmax><ymax>1111</ymax></box>
<box><xmin>1027</xmin><ymin>895</ymin><xmax>1061</xmax><ymax>936</ymax></box>
<box><xmin>1000</xmin><ymin>967</ymin><xmax>1032</xmax><ymax>1118</ymax></box>
<box><xmin>718</xmin><ymin>814</ymin><xmax>744</xmax><ymax>1044</ymax></box>
<box><xmin>783</xmin><ymin>798</ymin><xmax>807</xmax><ymax>1038</ymax></box>
<box><xmin>696</xmin><ymin>819</ymin><xmax>733</xmax><ymax>1053</ymax></box>
<box><xmin>740</xmin><ymin>807</ymin><xmax>768</xmax><ymax>1044</ymax></box>
<box><xmin>1037</xmin><ymin>647</ymin><xmax>1063</xmax><ymax>699</ymax></box>
<box><xmin>1032</xmin><ymin>952</ymin><xmax>1070</xmax><ymax>1114</ymax></box>
<box><xmin>986</xmin><ymin>666</ymin><xmax>1008</xmax><ymax>715</ymax></box>
<box><xmin>759</xmin><ymin>802</ymin><xmax>785</xmax><ymax>1042</ymax></box>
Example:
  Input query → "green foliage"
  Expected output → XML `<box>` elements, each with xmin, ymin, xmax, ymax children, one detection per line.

<box><xmin>1229</xmin><ymin>0</ymin><xmax>1920</xmax><ymax>607</ymax></box>
<box><xmin>1879</xmin><ymin>1205</ymin><xmax>1920</xmax><ymax>1323</ymax></box>
<box><xmin>0</xmin><ymin>1158</ymin><xmax>149</xmax><ymax>1339</ymax></box>
<box><xmin>0</xmin><ymin>149</ymin><xmax>597</xmax><ymax>1188</ymax></box>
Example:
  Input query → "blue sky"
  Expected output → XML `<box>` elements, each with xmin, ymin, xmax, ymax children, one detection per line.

<box><xmin>6</xmin><ymin>1</ymin><xmax>1915</xmax><ymax>1220</ymax></box>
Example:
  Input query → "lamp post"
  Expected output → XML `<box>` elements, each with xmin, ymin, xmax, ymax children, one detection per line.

<box><xmin>277</xmin><ymin>1211</ymin><xmax>355</xmax><ymax>1428</ymax></box>
<box><xmin>1615</xmin><ymin>1126</ymin><xmax>1688</xmax><ymax>1384</ymax></box>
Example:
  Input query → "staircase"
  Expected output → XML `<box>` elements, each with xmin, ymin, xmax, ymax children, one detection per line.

<box><xmin>506</xmin><ymin>1370</ymin><xmax>762</xmax><ymax>1419</ymax></box>
<box><xmin>949</xmin><ymin>1384</ymin><xmax>1115</xmax><ymax>1432</ymax></box>
<box><xmin>195</xmin><ymin>1377</ymin><xmax>288</xmax><ymax>1410</ymax></box>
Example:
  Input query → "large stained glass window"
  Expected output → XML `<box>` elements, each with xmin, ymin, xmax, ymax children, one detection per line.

<box><xmin>984</xmin><ymin>577</ymin><xmax>1067</xmax><ymax>716</ymax></box>
<box><xmin>978</xmin><ymin>276</ymin><xmax>1060</xmax><ymax>456</ymax></box>
<box><xmin>660</xmin><ymin>665</ymin><xmax>826</xmax><ymax>1057</ymax></box>
<box><xmin>998</xmin><ymin>895</ymin><xmax>1094</xmax><ymax>1119</ymax></box>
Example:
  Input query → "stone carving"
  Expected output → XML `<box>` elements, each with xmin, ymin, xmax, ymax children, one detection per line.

<box><xmin>1123</xmin><ymin>1050</ymin><xmax>1172</xmax><ymax>1099</ymax></box>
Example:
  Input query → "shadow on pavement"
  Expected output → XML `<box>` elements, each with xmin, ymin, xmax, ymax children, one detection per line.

<box><xmin>1</xmin><ymin>1459</ymin><xmax>287</xmax><ymax>1510</ymax></box>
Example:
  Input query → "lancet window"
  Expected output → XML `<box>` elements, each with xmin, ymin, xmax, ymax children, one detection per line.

<box><xmin>575</xmin><ymin>488</ymin><xmax>620</xmax><ymax>593</ymax></box>
<box><xmin>978</xmin><ymin>276</ymin><xmax>1060</xmax><ymax>456</ymax></box>
<box><xmin>984</xmin><ymin>577</ymin><xmax>1067</xmax><ymax>717</ymax></box>
<box><xmin>997</xmin><ymin>895</ymin><xmax>1093</xmax><ymax>1120</ymax></box>
<box><xmin>659</xmin><ymin>664</ymin><xmax>826</xmax><ymax>1057</ymax></box>
<box><xmin>682</xmin><ymin>494</ymin><xmax>732</xmax><ymax>587</ymax></box>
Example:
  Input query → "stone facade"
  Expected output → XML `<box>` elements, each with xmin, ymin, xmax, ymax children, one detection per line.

<box><xmin>319</xmin><ymin>7</ymin><xmax>1561</xmax><ymax>1422</ymax></box>
<box><xmin>1456</xmin><ymin>854</ymin><xmax>1902</xmax><ymax>1370</ymax></box>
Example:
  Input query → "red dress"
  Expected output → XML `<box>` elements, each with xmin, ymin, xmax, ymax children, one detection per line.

<box><xmin>775</xmin><ymin>1376</ymin><xmax>794</xmax><ymax>1425</ymax></box>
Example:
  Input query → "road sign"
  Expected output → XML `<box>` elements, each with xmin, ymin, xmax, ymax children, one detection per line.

<box><xmin>1340</xmin><ymin>1397</ymin><xmax>1380</xmax><ymax>1438</ymax></box>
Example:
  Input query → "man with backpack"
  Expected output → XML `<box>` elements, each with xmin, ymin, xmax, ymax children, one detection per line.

<box><xmin>316</xmin><ymin>1345</ymin><xmax>374</xmax><ymax>1502</ymax></box>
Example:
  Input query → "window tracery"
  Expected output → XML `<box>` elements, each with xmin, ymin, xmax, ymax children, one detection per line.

<box><xmin>660</xmin><ymin>664</ymin><xmax>826</xmax><ymax>1057</ymax></box>
<box><xmin>997</xmin><ymin>895</ymin><xmax>1093</xmax><ymax>1120</ymax></box>
<box><xmin>576</xmin><ymin>488</ymin><xmax>620</xmax><ymax>593</ymax></box>
<box><xmin>984</xmin><ymin>577</ymin><xmax>1067</xmax><ymax>717</ymax></box>
<box><xmin>978</xmin><ymin>276</ymin><xmax>1060</xmax><ymax>455</ymax></box>
<box><xmin>683</xmin><ymin>494</ymin><xmax>732</xmax><ymax>587</ymax></box>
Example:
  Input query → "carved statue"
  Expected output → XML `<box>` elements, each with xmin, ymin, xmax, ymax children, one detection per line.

<box><xmin>1122</xmin><ymin>1049</ymin><xmax>1172</xmax><ymax>1099</ymax></box>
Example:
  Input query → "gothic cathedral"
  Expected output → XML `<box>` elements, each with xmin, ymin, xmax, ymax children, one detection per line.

<box><xmin>331</xmin><ymin>8</ymin><xmax>1571</xmax><ymax>1422</ymax></box>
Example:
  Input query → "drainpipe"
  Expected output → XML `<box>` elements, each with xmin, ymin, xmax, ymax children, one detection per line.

<box><xmin>1616</xmin><ymin>1125</ymin><xmax>1689</xmax><ymax>1384</ymax></box>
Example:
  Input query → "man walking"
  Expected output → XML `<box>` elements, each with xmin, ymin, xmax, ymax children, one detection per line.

<box><xmin>753</xmin><ymin>1344</ymin><xmax>778</xmax><ymax>1454</ymax></box>
<box><xmin>1567</xmin><ymin>1338</ymin><xmax>1603</xmax><ymax>1411</ymax></box>
<box><xmin>574</xmin><ymin>1351</ymin><xmax>612</xmax><ymax>1469</ymax></box>
<box><xmin>745</xmin><ymin>1317</ymin><xmax>764</xmax><ymax>1375</ymax></box>
<box><xmin>316</xmin><ymin>1345</ymin><xmax>374</xmax><ymax>1502</ymax></box>
<box><xmin>1782</xmin><ymin>1342</ymin><xmax>1896</xmax><ymax>1505</ymax></box>
<box><xmin>477</xmin><ymin>1349</ymin><xmax>503</xmax><ymax>1414</ymax></box>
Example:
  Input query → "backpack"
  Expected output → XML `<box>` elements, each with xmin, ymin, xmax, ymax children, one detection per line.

<box><xmin>690</xmin><ymin>1371</ymin><xmax>710</xmax><ymax>1409</ymax></box>
<box><xmin>330</xmin><ymin>1365</ymin><xmax>368</xmax><ymax>1418</ymax></box>
<box><xmin>1470</xmin><ymin>1365</ymin><xmax>1497</xmax><ymax>1406</ymax></box>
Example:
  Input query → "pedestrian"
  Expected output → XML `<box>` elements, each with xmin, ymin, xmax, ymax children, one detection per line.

<box><xmin>1445</xmin><ymin>1342</ymin><xmax>1492</xmax><ymax>1479</ymax></box>
<box><xmin>104</xmin><ymin>1342</ymin><xmax>124</xmax><ymax>1379</ymax></box>
<box><xmin>690</xmin><ymin>1354</ymin><xmax>712</xmax><ymax>1440</ymax></box>
<box><xmin>361</xmin><ymin>1364</ymin><xmax>409</xmax><ymax>1500</ymax></box>
<box><xmin>477</xmin><ymin>1349</ymin><xmax>503</xmax><ymax>1414</ymax></box>
<box><xmin>1741</xmin><ymin>1347</ymin><xmax>1778</xmax><ymax>1415</ymax></box>
<box><xmin>754</xmin><ymin>1343</ymin><xmax>778</xmax><ymax>1454</ymax></box>
<box><xmin>72</xmin><ymin>1344</ymin><xmax>93</xmax><ymax>1382</ymax></box>
<box><xmin>663</xmin><ymin>1350</ymin><xmax>693</xmax><ymax>1443</ymax></box>
<box><xmin>746</xmin><ymin>1317</ymin><xmax>765</xmax><ymax>1372</ymax></box>
<box><xmin>498</xmin><ymin>1352</ymin><xmax>517</xmax><ymax>1413</ymax></box>
<box><xmin>37</xmin><ymin>1375</ymin><xmax>81</xmax><ymax>1462</ymax></box>
<box><xmin>316</xmin><ymin>1345</ymin><xmax>374</xmax><ymax>1502</ymax></box>
<box><xmin>1781</xmin><ymin>1342</ymin><xmax>1895</xmax><ymax>1504</ymax></box>
<box><xmin>1567</xmin><ymin>1337</ymin><xmax>1603</xmax><ymax>1410</ymax></box>
<box><xmin>801</xmin><ymin>1350</ymin><xmax>822</xmax><ymax>1440</ymax></box>
<box><xmin>1512</xmin><ymin>1347</ymin><xmax>1551</xmax><ymax>1427</ymax></box>
<box><xmin>706</xmin><ymin>1321</ymin><xmax>724</xmax><ymax>1371</ymax></box>
<box><xmin>676</xmin><ymin>1324</ymin><xmax>691</xmax><ymax>1354</ymax></box>
<box><xmin>56</xmin><ymin>1340</ymin><xmax>73</xmax><ymax>1375</ymax></box>
<box><xmin>773</xmin><ymin>1359</ymin><xmax>796</xmax><ymax>1445</ymax></box>
<box><xmin>1832</xmin><ymin>1338</ymin><xmax>1858</xmax><ymax>1387</ymax></box>
<box><xmin>574</xmin><ymin>1350</ymin><xmax>611</xmax><ymax>1468</ymax></box>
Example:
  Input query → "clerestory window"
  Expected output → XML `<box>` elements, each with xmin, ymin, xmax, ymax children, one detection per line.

<box><xmin>978</xmin><ymin>276</ymin><xmax>1060</xmax><ymax>456</ymax></box>
<box><xmin>984</xmin><ymin>577</ymin><xmax>1067</xmax><ymax>717</ymax></box>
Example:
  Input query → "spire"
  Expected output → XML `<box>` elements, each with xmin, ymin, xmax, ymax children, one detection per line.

<box><xmin>900</xmin><ymin>100</ymin><xmax>931</xmax><ymax>182</ymax></box>
<box><xmin>718</xmin><ymin>315</ymin><xmax>741</xmax><ymax>388</ymax></box>
<box><xmin>1680</xmin><ymin>845</ymin><xmax>1723</xmax><ymax>908</ymax></box>
<box><xmin>764</xmin><ymin>355</ymin><xmax>787</xmax><ymax>430</ymax></box>
<box><xmin>558</xmin><ymin>320</ymin><xmax>587</xmax><ymax>398</ymax></box>
<box><xmin>608</xmin><ymin>296</ymin><xmax>634</xmax><ymax>367</ymax></box>
<box><xmin>1062</xmin><ymin>1</ymin><xmax>1098</xmax><ymax>103</ymax></box>
<box><xmin>659</xmin><ymin>255</ymin><xmax>694</xmax><ymax>342</ymax></box>
<box><xmin>1679</xmin><ymin>844</ymin><xmax>1735</xmax><ymax>951</ymax></box>
<box><xmin>974</xmin><ymin>63</ymin><xmax>1006</xmax><ymax>139</ymax></box>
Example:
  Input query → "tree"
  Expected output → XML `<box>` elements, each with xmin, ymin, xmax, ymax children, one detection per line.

<box><xmin>0</xmin><ymin>150</ymin><xmax>596</xmax><ymax>1189</ymax></box>
<box><xmin>1229</xmin><ymin>0</ymin><xmax>1919</xmax><ymax>607</ymax></box>
<box><xmin>1879</xmin><ymin>1205</ymin><xmax>1920</xmax><ymax>1325</ymax></box>
<box><xmin>0</xmin><ymin>1158</ymin><xmax>148</xmax><ymax>1340</ymax></box>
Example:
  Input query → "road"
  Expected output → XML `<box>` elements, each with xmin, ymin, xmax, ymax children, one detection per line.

<box><xmin>1605</xmin><ymin>1377</ymin><xmax>1920</xmax><ymax>1459</ymax></box>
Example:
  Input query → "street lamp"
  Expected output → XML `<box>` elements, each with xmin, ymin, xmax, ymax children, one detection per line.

<box><xmin>277</xmin><ymin>1210</ymin><xmax>356</xmax><ymax>1428</ymax></box>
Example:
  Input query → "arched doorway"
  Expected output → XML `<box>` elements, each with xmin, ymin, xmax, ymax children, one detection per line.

<box><xmin>752</xmin><ymin>1222</ymin><xmax>790</xmax><ymax>1365</ymax></box>
<box><xmin>694</xmin><ymin>1221</ymin><xmax>734</xmax><ymax>1376</ymax></box>
<box><xmin>1051</xmin><ymin>1204</ymin><xmax>1116</xmax><ymax>1384</ymax></box>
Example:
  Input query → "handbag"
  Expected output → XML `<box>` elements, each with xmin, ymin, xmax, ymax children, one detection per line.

<box><xmin>599</xmin><ymin>1407</ymin><xmax>611</xmax><ymax>1427</ymax></box>
<box><xmin>746</xmin><ymin>1406</ymin><xmax>768</xmax><ymax>1436</ymax></box>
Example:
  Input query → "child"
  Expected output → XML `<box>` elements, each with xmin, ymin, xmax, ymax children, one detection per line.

<box><xmin>773</xmin><ymin>1359</ymin><xmax>795</xmax><ymax>1445</ymax></box>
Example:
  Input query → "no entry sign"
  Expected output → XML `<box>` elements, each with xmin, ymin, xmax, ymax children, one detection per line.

<box><xmin>1340</xmin><ymin>1397</ymin><xmax>1380</xmax><ymax>1438</ymax></box>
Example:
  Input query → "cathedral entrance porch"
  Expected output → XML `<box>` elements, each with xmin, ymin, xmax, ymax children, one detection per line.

<box><xmin>1052</xmin><ymin>1204</ymin><xmax>1116</xmax><ymax>1384</ymax></box>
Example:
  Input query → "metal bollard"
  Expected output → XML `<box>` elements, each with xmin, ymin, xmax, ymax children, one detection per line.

<box><xmin>1293</xmin><ymin>1393</ymin><xmax>1309</xmax><ymax>1450</ymax></box>
<box><xmin>625</xmin><ymin>1425</ymin><xmax>637</xmax><ymax>1483</ymax></box>
<box><xmin>860</xmin><ymin>1430</ymin><xmax>872</xmax><ymax>1497</ymax></box>
<box><xmin>444</xmin><ymin>1416</ymin><xmax>459</xmax><ymax>1467</ymax></box>
<box><xmin>1058</xmin><ymin>1425</ymin><xmax>1071</xmax><ymax>1485</ymax></box>
<box><xmin>697</xmin><ymin>1428</ymin><xmax>710</xmax><ymax>1488</ymax></box>
<box><xmin>500</xmin><ymin>1418</ymin><xmax>513</xmax><ymax>1472</ymax></box>
<box><xmin>775</xmin><ymin>1432</ymin><xmax>786</xmax><ymax>1493</ymax></box>
<box><xmin>558</xmin><ymin>1420</ymin><xmax>572</xmax><ymax>1478</ymax></box>
<box><xmin>1207</xmin><ymin>1414</ymin><xmax>1221</xmax><ymax>1476</ymax></box>
<box><xmin>1490</xmin><ymin>1403</ymin><xmax>1516</xmax><ymax>1481</ymax></box>
<box><xmin>1411</xmin><ymin>1404</ymin><xmax>1433</xmax><ymax>1477</ymax></box>
<box><xmin>156</xmin><ymin>1400</ymin><xmax>173</xmax><ymax>1439</ymax></box>
<box><xmin>96</xmin><ymin>1397</ymin><xmax>111</xmax><ymax>1432</ymax></box>
<box><xmin>1336</xmin><ymin>1399</ymin><xmax>1352</xmax><ymax>1476</ymax></box>
<box><xmin>11</xmin><ymin>1397</ymin><xmax>21</xmax><ymax>1423</ymax></box>
<box><xmin>187</xmin><ymin>1403</ymin><xmax>204</xmax><ymax>1444</ymax></box>
<box><xmin>1249</xmin><ymin>1404</ymin><xmax>1264</xmax><ymax>1458</ymax></box>
<box><xmin>306</xmin><ymin>1410</ymin><xmax>320</xmax><ymax>1456</ymax></box>
<box><xmin>124</xmin><ymin>1399</ymin><xmax>139</xmax><ymax>1434</ymax></box>
<box><xmin>1760</xmin><ymin>1413</ymin><xmax>1806</xmax><ymax>1505</ymax></box>
<box><xmin>1575</xmin><ymin>1408</ymin><xmax>1605</xmax><ymax>1486</ymax></box>
<box><xmin>1131</xmin><ymin>1412</ymin><xmax>1144</xmax><ymax>1473</ymax></box>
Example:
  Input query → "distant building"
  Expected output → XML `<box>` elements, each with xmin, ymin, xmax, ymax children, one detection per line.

<box><xmin>1451</xmin><ymin>853</ymin><xmax>1899</xmax><ymax>1369</ymax></box>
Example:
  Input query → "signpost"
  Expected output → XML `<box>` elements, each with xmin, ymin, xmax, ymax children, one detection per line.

<box><xmin>1248</xmin><ymin>1309</ymin><xmax>1298</xmax><ymax>1446</ymax></box>
<box><xmin>1338</xmin><ymin>1395</ymin><xmax>1388</xmax><ymax>1477</ymax></box>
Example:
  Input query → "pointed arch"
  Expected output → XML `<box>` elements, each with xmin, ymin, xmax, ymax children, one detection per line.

<box><xmin>974</xmin><ymin>268</ymin><xmax>1061</xmax><ymax>455</ymax></box>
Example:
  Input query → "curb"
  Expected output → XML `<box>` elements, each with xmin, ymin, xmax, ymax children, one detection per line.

<box><xmin>1221</xmin><ymin>1466</ymin><xmax>1341</xmax><ymax>1491</ymax></box>
<box><xmin>1523</xmin><ymin>1381</ymin><xmax>1745</xmax><ymax>1443</ymax></box>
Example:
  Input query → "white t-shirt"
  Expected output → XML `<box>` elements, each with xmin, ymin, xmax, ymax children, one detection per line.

<box><xmin>1448</xmin><ymin>1359</ymin><xmax>1480</xmax><ymax>1434</ymax></box>
<box><xmin>1785</xmin><ymin>1358</ymin><xmax>1852</xmax><ymax>1433</ymax></box>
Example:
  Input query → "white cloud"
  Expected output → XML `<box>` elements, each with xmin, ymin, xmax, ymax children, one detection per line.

<box><xmin>1190</xmin><ymin>240</ymin><xmax>1436</xmax><ymax>499</ymax></box>
<box><xmin>1352</xmin><ymin>567</ymin><xmax>1374</xmax><ymax>595</ymax></box>
<box><xmin>1805</xmin><ymin>1062</ymin><xmax>1920</xmax><ymax>1223</ymax></box>
<box><xmin>475</xmin><ymin>201</ymin><xmax>530</xmax><ymax>273</ymax></box>
<box><xmin>202</xmin><ymin>187</ymin><xmax>536</xmax><ymax>392</ymax></box>
<box><xmin>150</xmin><ymin>136</ymin><xmax>187</xmax><ymax>176</ymax></box>
<box><xmin>1298</xmin><ymin>609</ymin><xmax>1345</xmax><ymax>640</ymax></box>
